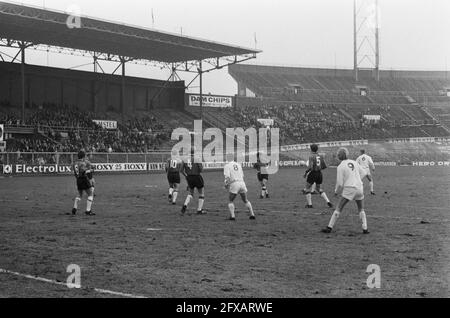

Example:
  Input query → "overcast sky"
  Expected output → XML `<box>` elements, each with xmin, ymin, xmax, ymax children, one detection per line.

<box><xmin>4</xmin><ymin>0</ymin><xmax>450</xmax><ymax>95</ymax></box>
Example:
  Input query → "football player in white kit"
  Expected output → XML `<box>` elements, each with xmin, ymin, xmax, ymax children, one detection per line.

<box><xmin>322</xmin><ymin>148</ymin><xmax>369</xmax><ymax>234</ymax></box>
<box><xmin>356</xmin><ymin>149</ymin><xmax>376</xmax><ymax>195</ymax></box>
<box><xmin>224</xmin><ymin>153</ymin><xmax>256</xmax><ymax>221</ymax></box>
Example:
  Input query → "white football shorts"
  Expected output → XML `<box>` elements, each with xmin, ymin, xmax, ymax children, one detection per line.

<box><xmin>360</xmin><ymin>167</ymin><xmax>371</xmax><ymax>179</ymax></box>
<box><xmin>229</xmin><ymin>181</ymin><xmax>248</xmax><ymax>195</ymax></box>
<box><xmin>342</xmin><ymin>187</ymin><xmax>365</xmax><ymax>201</ymax></box>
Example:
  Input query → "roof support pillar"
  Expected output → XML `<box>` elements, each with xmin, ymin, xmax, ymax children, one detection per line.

<box><xmin>198</xmin><ymin>60</ymin><xmax>203</xmax><ymax>120</ymax></box>
<box><xmin>120</xmin><ymin>57</ymin><xmax>126</xmax><ymax>122</ymax></box>
<box><xmin>20</xmin><ymin>42</ymin><xmax>27</xmax><ymax>123</ymax></box>
<box><xmin>93</xmin><ymin>53</ymin><xmax>98</xmax><ymax>73</ymax></box>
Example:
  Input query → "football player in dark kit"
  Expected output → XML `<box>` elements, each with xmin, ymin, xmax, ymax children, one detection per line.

<box><xmin>303</xmin><ymin>144</ymin><xmax>333</xmax><ymax>209</ymax></box>
<box><xmin>72</xmin><ymin>150</ymin><xmax>95</xmax><ymax>216</ymax></box>
<box><xmin>254</xmin><ymin>152</ymin><xmax>270</xmax><ymax>199</ymax></box>
<box><xmin>181</xmin><ymin>149</ymin><xmax>206</xmax><ymax>215</ymax></box>
<box><xmin>166</xmin><ymin>149</ymin><xmax>182</xmax><ymax>205</ymax></box>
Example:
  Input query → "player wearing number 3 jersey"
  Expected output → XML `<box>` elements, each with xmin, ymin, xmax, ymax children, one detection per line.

<box><xmin>322</xmin><ymin>148</ymin><xmax>369</xmax><ymax>234</ymax></box>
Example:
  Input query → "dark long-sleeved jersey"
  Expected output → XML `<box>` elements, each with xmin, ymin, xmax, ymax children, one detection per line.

<box><xmin>73</xmin><ymin>158</ymin><xmax>93</xmax><ymax>180</ymax></box>
<box><xmin>307</xmin><ymin>153</ymin><xmax>327</xmax><ymax>173</ymax></box>
<box><xmin>181</xmin><ymin>160</ymin><xmax>203</xmax><ymax>176</ymax></box>
<box><xmin>166</xmin><ymin>158</ymin><xmax>182</xmax><ymax>175</ymax></box>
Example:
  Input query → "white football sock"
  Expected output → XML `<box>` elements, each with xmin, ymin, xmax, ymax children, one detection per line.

<box><xmin>169</xmin><ymin>188</ymin><xmax>174</xmax><ymax>196</ymax></box>
<box><xmin>172</xmin><ymin>191</ymin><xmax>178</xmax><ymax>203</ymax></box>
<box><xmin>306</xmin><ymin>194</ymin><xmax>312</xmax><ymax>206</ymax></box>
<box><xmin>360</xmin><ymin>211</ymin><xmax>368</xmax><ymax>230</ymax></box>
<box><xmin>369</xmin><ymin>181</ymin><xmax>374</xmax><ymax>192</ymax></box>
<box><xmin>73</xmin><ymin>197</ymin><xmax>81</xmax><ymax>209</ymax></box>
<box><xmin>228</xmin><ymin>203</ymin><xmax>236</xmax><ymax>218</ymax></box>
<box><xmin>321</xmin><ymin>192</ymin><xmax>330</xmax><ymax>203</ymax></box>
<box><xmin>86</xmin><ymin>196</ymin><xmax>94</xmax><ymax>212</ymax></box>
<box><xmin>198</xmin><ymin>198</ymin><xmax>205</xmax><ymax>211</ymax></box>
<box><xmin>246</xmin><ymin>201</ymin><xmax>255</xmax><ymax>216</ymax></box>
<box><xmin>184</xmin><ymin>195</ymin><xmax>193</xmax><ymax>207</ymax></box>
<box><xmin>328</xmin><ymin>211</ymin><xmax>340</xmax><ymax>228</ymax></box>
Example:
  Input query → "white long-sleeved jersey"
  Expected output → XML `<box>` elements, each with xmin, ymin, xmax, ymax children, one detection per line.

<box><xmin>356</xmin><ymin>154</ymin><xmax>375</xmax><ymax>171</ymax></box>
<box><xmin>335</xmin><ymin>159</ymin><xmax>364</xmax><ymax>194</ymax></box>
<box><xmin>224</xmin><ymin>161</ymin><xmax>245</xmax><ymax>184</ymax></box>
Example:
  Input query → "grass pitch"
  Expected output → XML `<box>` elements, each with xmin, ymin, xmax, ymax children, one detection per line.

<box><xmin>0</xmin><ymin>167</ymin><xmax>449</xmax><ymax>298</ymax></box>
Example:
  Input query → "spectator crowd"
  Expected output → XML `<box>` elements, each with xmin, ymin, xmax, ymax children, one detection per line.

<box><xmin>2</xmin><ymin>103</ymin><xmax>171</xmax><ymax>154</ymax></box>
<box><xmin>1</xmin><ymin>100</ymin><xmax>448</xmax><ymax>155</ymax></box>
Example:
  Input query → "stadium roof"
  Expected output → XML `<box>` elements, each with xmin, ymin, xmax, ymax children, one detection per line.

<box><xmin>0</xmin><ymin>1</ymin><xmax>260</xmax><ymax>63</ymax></box>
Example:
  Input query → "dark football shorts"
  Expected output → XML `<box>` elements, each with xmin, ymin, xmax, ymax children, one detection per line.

<box><xmin>257</xmin><ymin>173</ymin><xmax>269</xmax><ymax>182</ymax></box>
<box><xmin>77</xmin><ymin>177</ymin><xmax>92</xmax><ymax>192</ymax></box>
<box><xmin>306</xmin><ymin>171</ymin><xmax>323</xmax><ymax>185</ymax></box>
<box><xmin>186</xmin><ymin>175</ymin><xmax>204</xmax><ymax>189</ymax></box>
<box><xmin>167</xmin><ymin>172</ymin><xmax>181</xmax><ymax>184</ymax></box>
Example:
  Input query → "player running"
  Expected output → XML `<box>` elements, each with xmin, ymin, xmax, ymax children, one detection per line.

<box><xmin>181</xmin><ymin>150</ymin><xmax>206</xmax><ymax>215</ymax></box>
<box><xmin>322</xmin><ymin>148</ymin><xmax>369</xmax><ymax>234</ymax></box>
<box><xmin>224</xmin><ymin>153</ymin><xmax>256</xmax><ymax>221</ymax></box>
<box><xmin>303</xmin><ymin>144</ymin><xmax>333</xmax><ymax>209</ymax></box>
<box><xmin>72</xmin><ymin>150</ymin><xmax>95</xmax><ymax>216</ymax></box>
<box><xmin>165</xmin><ymin>150</ymin><xmax>182</xmax><ymax>205</ymax></box>
<box><xmin>356</xmin><ymin>149</ymin><xmax>376</xmax><ymax>195</ymax></box>
<box><xmin>254</xmin><ymin>152</ymin><xmax>270</xmax><ymax>199</ymax></box>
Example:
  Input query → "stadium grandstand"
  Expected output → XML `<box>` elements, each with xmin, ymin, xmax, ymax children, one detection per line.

<box><xmin>0</xmin><ymin>1</ymin><xmax>258</xmax><ymax>162</ymax></box>
<box><xmin>1</xmin><ymin>2</ymin><xmax>450</xmax><ymax>166</ymax></box>
<box><xmin>225</xmin><ymin>63</ymin><xmax>450</xmax><ymax>145</ymax></box>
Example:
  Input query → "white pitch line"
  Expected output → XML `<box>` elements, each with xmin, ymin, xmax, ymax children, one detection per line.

<box><xmin>92</xmin><ymin>288</ymin><xmax>146</xmax><ymax>298</ymax></box>
<box><xmin>0</xmin><ymin>268</ymin><xmax>146</xmax><ymax>298</ymax></box>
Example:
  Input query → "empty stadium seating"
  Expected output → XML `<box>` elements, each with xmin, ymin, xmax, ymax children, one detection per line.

<box><xmin>229</xmin><ymin>64</ymin><xmax>450</xmax><ymax>99</ymax></box>
<box><xmin>225</xmin><ymin>64</ymin><xmax>450</xmax><ymax>143</ymax></box>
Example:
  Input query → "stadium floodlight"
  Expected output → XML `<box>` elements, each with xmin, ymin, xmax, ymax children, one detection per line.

<box><xmin>353</xmin><ymin>0</ymin><xmax>380</xmax><ymax>82</ymax></box>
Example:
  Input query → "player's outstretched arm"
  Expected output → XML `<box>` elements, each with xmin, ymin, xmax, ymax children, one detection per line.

<box><xmin>180</xmin><ymin>162</ymin><xmax>187</xmax><ymax>178</ymax></box>
<box><xmin>304</xmin><ymin>168</ymin><xmax>311</xmax><ymax>178</ymax></box>
<box><xmin>335</xmin><ymin>167</ymin><xmax>344</xmax><ymax>195</ymax></box>
<box><xmin>224</xmin><ymin>177</ymin><xmax>231</xmax><ymax>190</ymax></box>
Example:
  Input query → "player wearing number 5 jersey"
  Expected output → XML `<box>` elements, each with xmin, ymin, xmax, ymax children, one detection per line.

<box><xmin>322</xmin><ymin>148</ymin><xmax>369</xmax><ymax>234</ymax></box>
<box><xmin>166</xmin><ymin>150</ymin><xmax>182</xmax><ymax>205</ymax></box>
<box><xmin>224</xmin><ymin>153</ymin><xmax>255</xmax><ymax>221</ymax></box>
<box><xmin>303</xmin><ymin>144</ymin><xmax>333</xmax><ymax>209</ymax></box>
